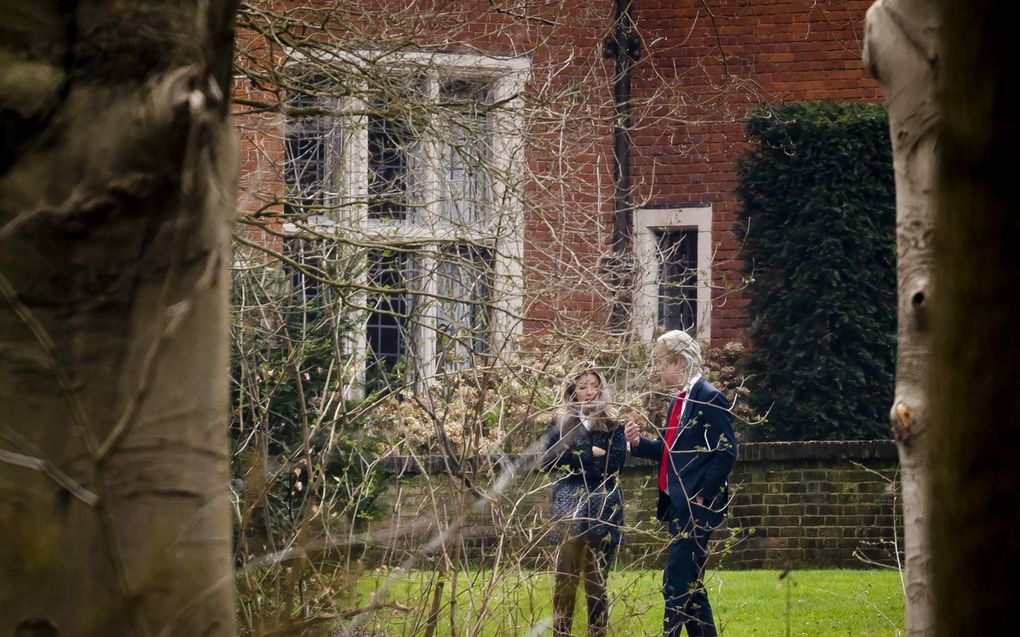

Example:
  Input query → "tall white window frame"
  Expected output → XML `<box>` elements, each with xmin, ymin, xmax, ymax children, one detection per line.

<box><xmin>282</xmin><ymin>51</ymin><xmax>529</xmax><ymax>394</ymax></box>
<box><xmin>633</xmin><ymin>206</ymin><xmax>713</xmax><ymax>343</ymax></box>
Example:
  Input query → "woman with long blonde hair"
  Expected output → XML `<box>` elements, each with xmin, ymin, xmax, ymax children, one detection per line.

<box><xmin>542</xmin><ymin>364</ymin><xmax>626</xmax><ymax>637</ymax></box>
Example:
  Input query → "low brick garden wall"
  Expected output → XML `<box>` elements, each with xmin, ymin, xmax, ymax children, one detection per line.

<box><xmin>720</xmin><ymin>440</ymin><xmax>900</xmax><ymax>568</ymax></box>
<box><xmin>365</xmin><ymin>440</ymin><xmax>902</xmax><ymax>570</ymax></box>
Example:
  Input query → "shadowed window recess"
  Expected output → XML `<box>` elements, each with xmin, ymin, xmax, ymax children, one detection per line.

<box><xmin>656</xmin><ymin>228</ymin><xmax>698</xmax><ymax>334</ymax></box>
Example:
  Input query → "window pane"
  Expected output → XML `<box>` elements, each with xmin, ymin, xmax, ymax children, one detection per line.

<box><xmin>284</xmin><ymin>78</ymin><xmax>338</xmax><ymax>216</ymax></box>
<box><xmin>365</xmin><ymin>249</ymin><xmax>418</xmax><ymax>392</ymax></box>
<box><xmin>439</xmin><ymin>80</ymin><xmax>492</xmax><ymax>225</ymax></box>
<box><xmin>436</xmin><ymin>244</ymin><xmax>493</xmax><ymax>371</ymax></box>
<box><xmin>283</xmin><ymin>237</ymin><xmax>327</xmax><ymax>305</ymax></box>
<box><xmin>656</xmin><ymin>229</ymin><xmax>698</xmax><ymax>333</ymax></box>
<box><xmin>281</xmin><ymin>239</ymin><xmax>345</xmax><ymax>340</ymax></box>
<box><xmin>368</xmin><ymin>79</ymin><xmax>424</xmax><ymax>221</ymax></box>
<box><xmin>368</xmin><ymin>113</ymin><xmax>415</xmax><ymax>220</ymax></box>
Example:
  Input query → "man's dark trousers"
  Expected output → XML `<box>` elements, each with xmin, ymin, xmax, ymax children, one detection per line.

<box><xmin>663</xmin><ymin>517</ymin><xmax>716</xmax><ymax>637</ymax></box>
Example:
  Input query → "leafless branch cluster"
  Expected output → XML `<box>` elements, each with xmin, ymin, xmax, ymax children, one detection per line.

<box><xmin>228</xmin><ymin>1</ymin><xmax>762</xmax><ymax>634</ymax></box>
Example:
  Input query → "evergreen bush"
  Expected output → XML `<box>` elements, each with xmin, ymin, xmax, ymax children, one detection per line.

<box><xmin>737</xmin><ymin>101</ymin><xmax>896</xmax><ymax>441</ymax></box>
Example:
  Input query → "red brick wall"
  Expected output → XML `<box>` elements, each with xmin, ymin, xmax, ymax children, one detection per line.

<box><xmin>628</xmin><ymin>0</ymin><xmax>881</xmax><ymax>344</ymax></box>
<box><xmin>233</xmin><ymin>0</ymin><xmax>880</xmax><ymax>346</ymax></box>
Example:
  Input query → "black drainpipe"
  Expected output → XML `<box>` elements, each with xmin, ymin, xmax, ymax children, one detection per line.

<box><xmin>604</xmin><ymin>0</ymin><xmax>641</xmax><ymax>328</ymax></box>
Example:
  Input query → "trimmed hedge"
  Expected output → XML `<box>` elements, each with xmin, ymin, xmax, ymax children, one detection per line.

<box><xmin>737</xmin><ymin>102</ymin><xmax>896</xmax><ymax>441</ymax></box>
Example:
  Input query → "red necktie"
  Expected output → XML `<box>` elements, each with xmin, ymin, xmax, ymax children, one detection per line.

<box><xmin>658</xmin><ymin>391</ymin><xmax>686</xmax><ymax>492</ymax></box>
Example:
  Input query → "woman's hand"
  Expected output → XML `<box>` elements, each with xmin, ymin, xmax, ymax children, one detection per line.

<box><xmin>592</xmin><ymin>446</ymin><xmax>606</xmax><ymax>457</ymax></box>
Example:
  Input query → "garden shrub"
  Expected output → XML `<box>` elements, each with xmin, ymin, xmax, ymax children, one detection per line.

<box><xmin>737</xmin><ymin>101</ymin><xmax>896</xmax><ymax>441</ymax></box>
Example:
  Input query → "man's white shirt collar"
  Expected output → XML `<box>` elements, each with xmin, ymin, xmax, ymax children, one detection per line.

<box><xmin>680</xmin><ymin>374</ymin><xmax>701</xmax><ymax>398</ymax></box>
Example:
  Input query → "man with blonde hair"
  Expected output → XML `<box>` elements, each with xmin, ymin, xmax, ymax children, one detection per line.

<box><xmin>625</xmin><ymin>330</ymin><xmax>737</xmax><ymax>637</ymax></box>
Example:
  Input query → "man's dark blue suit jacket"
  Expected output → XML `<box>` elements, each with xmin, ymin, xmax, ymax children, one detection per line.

<box><xmin>631</xmin><ymin>377</ymin><xmax>738</xmax><ymax>529</ymax></box>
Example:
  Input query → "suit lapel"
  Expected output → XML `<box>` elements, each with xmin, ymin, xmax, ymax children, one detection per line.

<box><xmin>678</xmin><ymin>391</ymin><xmax>693</xmax><ymax>430</ymax></box>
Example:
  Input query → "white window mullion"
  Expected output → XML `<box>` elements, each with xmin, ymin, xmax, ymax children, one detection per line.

<box><xmin>416</xmin><ymin>248</ymin><xmax>439</xmax><ymax>386</ymax></box>
<box><xmin>416</xmin><ymin>72</ymin><xmax>442</xmax><ymax>384</ymax></box>
<box><xmin>489</xmin><ymin>72</ymin><xmax>527</xmax><ymax>354</ymax></box>
<box><xmin>421</xmin><ymin>71</ymin><xmax>442</xmax><ymax>233</ymax></box>
<box><xmin>346</xmin><ymin>91</ymin><xmax>371</xmax><ymax>399</ymax></box>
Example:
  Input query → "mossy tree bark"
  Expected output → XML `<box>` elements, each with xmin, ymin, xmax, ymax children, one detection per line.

<box><xmin>932</xmin><ymin>2</ymin><xmax>1020</xmax><ymax>634</ymax></box>
<box><xmin>0</xmin><ymin>2</ymin><xmax>239</xmax><ymax>635</ymax></box>
<box><xmin>863</xmin><ymin>2</ymin><xmax>938</xmax><ymax>634</ymax></box>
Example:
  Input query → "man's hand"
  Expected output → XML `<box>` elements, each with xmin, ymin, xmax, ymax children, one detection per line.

<box><xmin>592</xmin><ymin>446</ymin><xmax>606</xmax><ymax>457</ymax></box>
<box><xmin>693</xmin><ymin>495</ymin><xmax>704</xmax><ymax>506</ymax></box>
<box><xmin>624</xmin><ymin>422</ymin><xmax>642</xmax><ymax>446</ymax></box>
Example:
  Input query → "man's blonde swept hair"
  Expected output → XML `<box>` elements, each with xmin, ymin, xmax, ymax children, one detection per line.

<box><xmin>655</xmin><ymin>329</ymin><xmax>703</xmax><ymax>375</ymax></box>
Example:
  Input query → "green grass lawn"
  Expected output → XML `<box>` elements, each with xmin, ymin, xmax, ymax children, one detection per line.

<box><xmin>352</xmin><ymin>568</ymin><xmax>904</xmax><ymax>636</ymax></box>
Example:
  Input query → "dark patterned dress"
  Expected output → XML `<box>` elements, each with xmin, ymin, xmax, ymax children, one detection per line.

<box><xmin>542</xmin><ymin>417</ymin><xmax>627</xmax><ymax>546</ymax></box>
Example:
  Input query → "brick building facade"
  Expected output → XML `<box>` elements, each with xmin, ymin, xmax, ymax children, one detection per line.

<box><xmin>233</xmin><ymin>1</ymin><xmax>881</xmax><ymax>378</ymax></box>
<box><xmin>626</xmin><ymin>0</ymin><xmax>882</xmax><ymax>343</ymax></box>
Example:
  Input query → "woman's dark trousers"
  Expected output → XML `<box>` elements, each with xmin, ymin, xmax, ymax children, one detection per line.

<box><xmin>553</xmin><ymin>539</ymin><xmax>615</xmax><ymax>637</ymax></box>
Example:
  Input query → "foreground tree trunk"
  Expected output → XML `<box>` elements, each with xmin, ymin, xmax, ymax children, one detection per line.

<box><xmin>0</xmin><ymin>2</ymin><xmax>239</xmax><ymax>635</ymax></box>
<box><xmin>863</xmin><ymin>2</ymin><xmax>939</xmax><ymax>634</ymax></box>
<box><xmin>932</xmin><ymin>2</ymin><xmax>1020</xmax><ymax>634</ymax></box>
